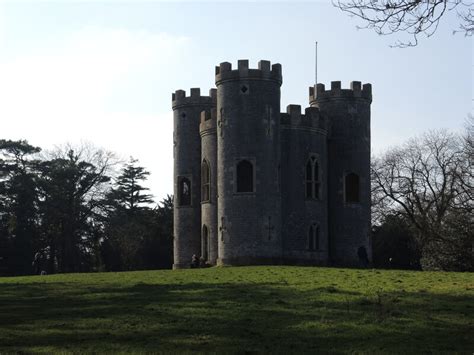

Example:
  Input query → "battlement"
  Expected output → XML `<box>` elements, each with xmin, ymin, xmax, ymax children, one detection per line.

<box><xmin>215</xmin><ymin>60</ymin><xmax>282</xmax><ymax>85</ymax></box>
<box><xmin>309</xmin><ymin>81</ymin><xmax>372</xmax><ymax>103</ymax></box>
<box><xmin>172</xmin><ymin>88</ymin><xmax>217</xmax><ymax>109</ymax></box>
<box><xmin>199</xmin><ymin>108</ymin><xmax>217</xmax><ymax>134</ymax></box>
<box><xmin>280</xmin><ymin>105</ymin><xmax>327</xmax><ymax>131</ymax></box>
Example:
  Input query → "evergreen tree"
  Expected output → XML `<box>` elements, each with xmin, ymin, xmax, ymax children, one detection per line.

<box><xmin>38</xmin><ymin>149</ymin><xmax>111</xmax><ymax>273</ymax></box>
<box><xmin>101</xmin><ymin>158</ymin><xmax>154</xmax><ymax>270</ymax></box>
<box><xmin>106</xmin><ymin>158</ymin><xmax>153</xmax><ymax>215</ymax></box>
<box><xmin>0</xmin><ymin>140</ymin><xmax>41</xmax><ymax>275</ymax></box>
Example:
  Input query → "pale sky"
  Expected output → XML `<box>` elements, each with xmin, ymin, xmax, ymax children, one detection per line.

<box><xmin>0</xmin><ymin>1</ymin><xmax>472</xmax><ymax>201</ymax></box>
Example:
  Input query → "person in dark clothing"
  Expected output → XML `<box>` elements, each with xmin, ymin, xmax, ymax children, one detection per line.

<box><xmin>191</xmin><ymin>254</ymin><xmax>199</xmax><ymax>268</ymax></box>
<box><xmin>357</xmin><ymin>246</ymin><xmax>369</xmax><ymax>268</ymax></box>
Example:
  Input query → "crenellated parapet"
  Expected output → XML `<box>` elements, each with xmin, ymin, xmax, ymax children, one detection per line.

<box><xmin>309</xmin><ymin>81</ymin><xmax>372</xmax><ymax>104</ymax></box>
<box><xmin>215</xmin><ymin>60</ymin><xmax>282</xmax><ymax>85</ymax></box>
<box><xmin>280</xmin><ymin>104</ymin><xmax>327</xmax><ymax>133</ymax></box>
<box><xmin>172</xmin><ymin>88</ymin><xmax>217</xmax><ymax>109</ymax></box>
<box><xmin>199</xmin><ymin>108</ymin><xmax>217</xmax><ymax>136</ymax></box>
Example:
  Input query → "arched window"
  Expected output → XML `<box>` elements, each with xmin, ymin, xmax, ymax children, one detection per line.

<box><xmin>202</xmin><ymin>225</ymin><xmax>209</xmax><ymax>261</ymax></box>
<box><xmin>345</xmin><ymin>173</ymin><xmax>360</xmax><ymax>203</ymax></box>
<box><xmin>201</xmin><ymin>160</ymin><xmax>210</xmax><ymax>202</ymax></box>
<box><xmin>237</xmin><ymin>160</ymin><xmax>253</xmax><ymax>193</ymax></box>
<box><xmin>308</xmin><ymin>223</ymin><xmax>320</xmax><ymax>251</ymax></box>
<box><xmin>178</xmin><ymin>176</ymin><xmax>191</xmax><ymax>206</ymax></box>
<box><xmin>305</xmin><ymin>156</ymin><xmax>320</xmax><ymax>199</ymax></box>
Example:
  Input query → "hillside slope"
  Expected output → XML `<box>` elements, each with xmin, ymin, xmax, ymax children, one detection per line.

<box><xmin>0</xmin><ymin>266</ymin><xmax>472</xmax><ymax>353</ymax></box>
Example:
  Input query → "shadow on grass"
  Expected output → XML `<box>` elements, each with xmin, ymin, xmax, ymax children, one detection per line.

<box><xmin>0</xmin><ymin>280</ymin><xmax>472</xmax><ymax>352</ymax></box>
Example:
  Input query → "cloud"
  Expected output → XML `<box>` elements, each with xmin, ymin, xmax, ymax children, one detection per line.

<box><xmin>0</xmin><ymin>26</ymin><xmax>188</xmax><ymax>198</ymax></box>
<box><xmin>0</xmin><ymin>26</ymin><xmax>189</xmax><ymax>122</ymax></box>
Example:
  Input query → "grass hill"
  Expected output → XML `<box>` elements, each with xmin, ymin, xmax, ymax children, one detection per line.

<box><xmin>0</xmin><ymin>266</ymin><xmax>472</xmax><ymax>353</ymax></box>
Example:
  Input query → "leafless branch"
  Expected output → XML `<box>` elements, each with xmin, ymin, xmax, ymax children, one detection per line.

<box><xmin>334</xmin><ymin>0</ymin><xmax>473</xmax><ymax>47</ymax></box>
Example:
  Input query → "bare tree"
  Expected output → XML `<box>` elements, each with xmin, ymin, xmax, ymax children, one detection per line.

<box><xmin>334</xmin><ymin>0</ymin><xmax>473</xmax><ymax>47</ymax></box>
<box><xmin>371</xmin><ymin>129</ymin><xmax>473</xmax><ymax>270</ymax></box>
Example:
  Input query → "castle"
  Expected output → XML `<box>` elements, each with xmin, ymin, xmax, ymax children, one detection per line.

<box><xmin>172</xmin><ymin>59</ymin><xmax>372</xmax><ymax>268</ymax></box>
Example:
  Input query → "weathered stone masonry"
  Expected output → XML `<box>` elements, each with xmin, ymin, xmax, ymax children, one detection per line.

<box><xmin>172</xmin><ymin>59</ymin><xmax>372</xmax><ymax>268</ymax></box>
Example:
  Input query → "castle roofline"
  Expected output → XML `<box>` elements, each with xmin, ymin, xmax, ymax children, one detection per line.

<box><xmin>172</xmin><ymin>88</ymin><xmax>217</xmax><ymax>109</ymax></box>
<box><xmin>280</xmin><ymin>104</ymin><xmax>327</xmax><ymax>133</ymax></box>
<box><xmin>215</xmin><ymin>60</ymin><xmax>282</xmax><ymax>85</ymax></box>
<box><xmin>309</xmin><ymin>81</ymin><xmax>372</xmax><ymax>104</ymax></box>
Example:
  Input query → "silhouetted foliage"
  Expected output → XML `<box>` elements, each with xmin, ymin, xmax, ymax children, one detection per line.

<box><xmin>37</xmin><ymin>147</ymin><xmax>112</xmax><ymax>273</ymax></box>
<box><xmin>0</xmin><ymin>141</ymin><xmax>174</xmax><ymax>275</ymax></box>
<box><xmin>371</xmin><ymin>127</ymin><xmax>473</xmax><ymax>271</ymax></box>
<box><xmin>101</xmin><ymin>159</ymin><xmax>173</xmax><ymax>271</ymax></box>
<box><xmin>145</xmin><ymin>195</ymin><xmax>173</xmax><ymax>269</ymax></box>
<box><xmin>0</xmin><ymin>140</ymin><xmax>41</xmax><ymax>275</ymax></box>
<box><xmin>372</xmin><ymin>214</ymin><xmax>421</xmax><ymax>270</ymax></box>
<box><xmin>334</xmin><ymin>0</ymin><xmax>473</xmax><ymax>47</ymax></box>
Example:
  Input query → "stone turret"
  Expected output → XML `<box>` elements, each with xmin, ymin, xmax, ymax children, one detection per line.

<box><xmin>199</xmin><ymin>108</ymin><xmax>218</xmax><ymax>264</ymax></box>
<box><xmin>215</xmin><ymin>60</ymin><xmax>283</xmax><ymax>265</ymax></box>
<box><xmin>172</xmin><ymin>88</ymin><xmax>216</xmax><ymax>269</ymax></box>
<box><xmin>309</xmin><ymin>81</ymin><xmax>372</xmax><ymax>266</ymax></box>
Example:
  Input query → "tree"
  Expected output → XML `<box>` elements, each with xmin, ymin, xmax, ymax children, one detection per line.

<box><xmin>371</xmin><ymin>129</ymin><xmax>473</xmax><ymax>270</ymax></box>
<box><xmin>141</xmin><ymin>195</ymin><xmax>173</xmax><ymax>269</ymax></box>
<box><xmin>372</xmin><ymin>213</ymin><xmax>421</xmax><ymax>269</ymax></box>
<box><xmin>37</xmin><ymin>145</ymin><xmax>114</xmax><ymax>273</ymax></box>
<box><xmin>101</xmin><ymin>158</ymin><xmax>155</xmax><ymax>271</ymax></box>
<box><xmin>0</xmin><ymin>140</ymin><xmax>41</xmax><ymax>275</ymax></box>
<box><xmin>334</xmin><ymin>0</ymin><xmax>473</xmax><ymax>47</ymax></box>
<box><xmin>105</xmin><ymin>158</ymin><xmax>153</xmax><ymax>215</ymax></box>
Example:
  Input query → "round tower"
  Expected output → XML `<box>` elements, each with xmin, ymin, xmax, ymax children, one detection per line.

<box><xmin>199</xmin><ymin>108</ymin><xmax>218</xmax><ymax>265</ymax></box>
<box><xmin>215</xmin><ymin>60</ymin><xmax>282</xmax><ymax>265</ymax></box>
<box><xmin>172</xmin><ymin>88</ymin><xmax>216</xmax><ymax>269</ymax></box>
<box><xmin>309</xmin><ymin>81</ymin><xmax>372</xmax><ymax>266</ymax></box>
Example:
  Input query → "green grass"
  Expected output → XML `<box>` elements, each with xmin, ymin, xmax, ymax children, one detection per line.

<box><xmin>0</xmin><ymin>266</ymin><xmax>473</xmax><ymax>353</ymax></box>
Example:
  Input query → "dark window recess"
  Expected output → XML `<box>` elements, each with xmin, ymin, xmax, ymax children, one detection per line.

<box><xmin>240</xmin><ymin>85</ymin><xmax>248</xmax><ymax>94</ymax></box>
<box><xmin>345</xmin><ymin>173</ymin><xmax>360</xmax><ymax>203</ymax></box>
<box><xmin>178</xmin><ymin>177</ymin><xmax>191</xmax><ymax>206</ymax></box>
<box><xmin>305</xmin><ymin>161</ymin><xmax>312</xmax><ymax>198</ymax></box>
<box><xmin>201</xmin><ymin>160</ymin><xmax>210</xmax><ymax>202</ymax></box>
<box><xmin>181</xmin><ymin>112</ymin><xmax>186</xmax><ymax>119</ymax></box>
<box><xmin>305</xmin><ymin>157</ymin><xmax>320</xmax><ymax>199</ymax></box>
<box><xmin>237</xmin><ymin>160</ymin><xmax>253</xmax><ymax>192</ymax></box>
<box><xmin>202</xmin><ymin>225</ymin><xmax>209</xmax><ymax>261</ymax></box>
<box><xmin>308</xmin><ymin>223</ymin><xmax>320</xmax><ymax>251</ymax></box>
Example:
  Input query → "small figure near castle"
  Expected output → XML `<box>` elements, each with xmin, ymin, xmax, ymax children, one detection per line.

<box><xmin>172</xmin><ymin>59</ymin><xmax>372</xmax><ymax>268</ymax></box>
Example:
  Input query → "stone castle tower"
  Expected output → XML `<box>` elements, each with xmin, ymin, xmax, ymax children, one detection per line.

<box><xmin>172</xmin><ymin>59</ymin><xmax>372</xmax><ymax>268</ymax></box>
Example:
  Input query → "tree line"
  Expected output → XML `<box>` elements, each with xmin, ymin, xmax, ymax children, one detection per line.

<box><xmin>371</xmin><ymin>119</ymin><xmax>473</xmax><ymax>271</ymax></box>
<box><xmin>1</xmin><ymin>120</ymin><xmax>472</xmax><ymax>276</ymax></box>
<box><xmin>0</xmin><ymin>140</ymin><xmax>173</xmax><ymax>276</ymax></box>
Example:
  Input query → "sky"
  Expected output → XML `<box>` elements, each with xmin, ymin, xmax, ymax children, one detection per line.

<box><xmin>0</xmin><ymin>1</ymin><xmax>472</xmax><ymax>201</ymax></box>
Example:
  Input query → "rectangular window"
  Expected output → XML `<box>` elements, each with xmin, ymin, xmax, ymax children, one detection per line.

<box><xmin>178</xmin><ymin>176</ymin><xmax>191</xmax><ymax>206</ymax></box>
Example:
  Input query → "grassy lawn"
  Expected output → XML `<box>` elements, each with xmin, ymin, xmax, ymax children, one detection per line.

<box><xmin>0</xmin><ymin>266</ymin><xmax>473</xmax><ymax>353</ymax></box>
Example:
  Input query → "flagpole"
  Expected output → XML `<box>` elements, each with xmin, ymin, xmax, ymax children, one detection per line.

<box><xmin>315</xmin><ymin>41</ymin><xmax>318</xmax><ymax>86</ymax></box>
